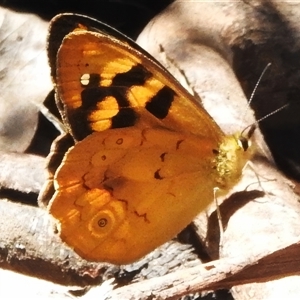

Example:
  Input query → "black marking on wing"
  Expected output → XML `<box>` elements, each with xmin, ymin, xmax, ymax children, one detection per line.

<box><xmin>160</xmin><ymin>152</ymin><xmax>167</xmax><ymax>162</ymax></box>
<box><xmin>145</xmin><ymin>86</ymin><xmax>176</xmax><ymax>119</ymax></box>
<box><xmin>154</xmin><ymin>169</ymin><xmax>164</xmax><ymax>180</ymax></box>
<box><xmin>112</xmin><ymin>64</ymin><xmax>152</xmax><ymax>87</ymax></box>
<box><xmin>134</xmin><ymin>211</ymin><xmax>149</xmax><ymax>223</ymax></box>
<box><xmin>176</xmin><ymin>140</ymin><xmax>184</xmax><ymax>150</ymax></box>
<box><xmin>67</xmin><ymin>86</ymin><xmax>138</xmax><ymax>140</ymax></box>
<box><xmin>111</xmin><ymin>108</ymin><xmax>137</xmax><ymax>129</ymax></box>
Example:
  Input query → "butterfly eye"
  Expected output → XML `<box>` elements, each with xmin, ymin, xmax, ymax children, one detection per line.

<box><xmin>238</xmin><ymin>124</ymin><xmax>256</xmax><ymax>151</ymax></box>
<box><xmin>238</xmin><ymin>136</ymin><xmax>250</xmax><ymax>151</ymax></box>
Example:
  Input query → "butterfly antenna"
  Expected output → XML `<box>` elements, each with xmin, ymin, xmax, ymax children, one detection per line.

<box><xmin>248</xmin><ymin>62</ymin><xmax>271</xmax><ymax>108</ymax></box>
<box><xmin>240</xmin><ymin>63</ymin><xmax>271</xmax><ymax>138</ymax></box>
<box><xmin>241</xmin><ymin>62</ymin><xmax>288</xmax><ymax>138</ymax></box>
<box><xmin>255</xmin><ymin>103</ymin><xmax>289</xmax><ymax>124</ymax></box>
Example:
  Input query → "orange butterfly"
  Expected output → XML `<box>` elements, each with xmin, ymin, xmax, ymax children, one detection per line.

<box><xmin>43</xmin><ymin>13</ymin><xmax>255</xmax><ymax>264</ymax></box>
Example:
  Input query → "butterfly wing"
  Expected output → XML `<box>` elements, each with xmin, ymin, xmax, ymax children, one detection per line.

<box><xmin>51</xmin><ymin>127</ymin><xmax>220</xmax><ymax>263</ymax></box>
<box><xmin>48</xmin><ymin>13</ymin><xmax>223</xmax><ymax>142</ymax></box>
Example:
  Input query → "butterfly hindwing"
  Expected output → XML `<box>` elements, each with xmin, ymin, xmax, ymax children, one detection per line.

<box><xmin>50</xmin><ymin>127</ymin><xmax>220</xmax><ymax>263</ymax></box>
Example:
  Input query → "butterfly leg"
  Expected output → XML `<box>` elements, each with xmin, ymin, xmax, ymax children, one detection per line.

<box><xmin>213</xmin><ymin>187</ymin><xmax>224</xmax><ymax>250</ymax></box>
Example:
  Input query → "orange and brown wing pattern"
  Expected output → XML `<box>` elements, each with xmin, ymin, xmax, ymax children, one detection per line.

<box><xmin>48</xmin><ymin>14</ymin><xmax>223</xmax><ymax>142</ymax></box>
<box><xmin>50</xmin><ymin>127</ymin><xmax>220</xmax><ymax>263</ymax></box>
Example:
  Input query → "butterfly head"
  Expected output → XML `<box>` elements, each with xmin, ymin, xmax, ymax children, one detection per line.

<box><xmin>237</xmin><ymin>123</ymin><xmax>256</xmax><ymax>152</ymax></box>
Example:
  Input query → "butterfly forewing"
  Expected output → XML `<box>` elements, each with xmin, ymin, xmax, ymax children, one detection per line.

<box><xmin>54</xmin><ymin>16</ymin><xmax>223</xmax><ymax>142</ymax></box>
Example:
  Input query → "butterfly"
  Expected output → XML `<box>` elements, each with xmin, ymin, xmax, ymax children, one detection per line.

<box><xmin>42</xmin><ymin>13</ymin><xmax>255</xmax><ymax>264</ymax></box>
